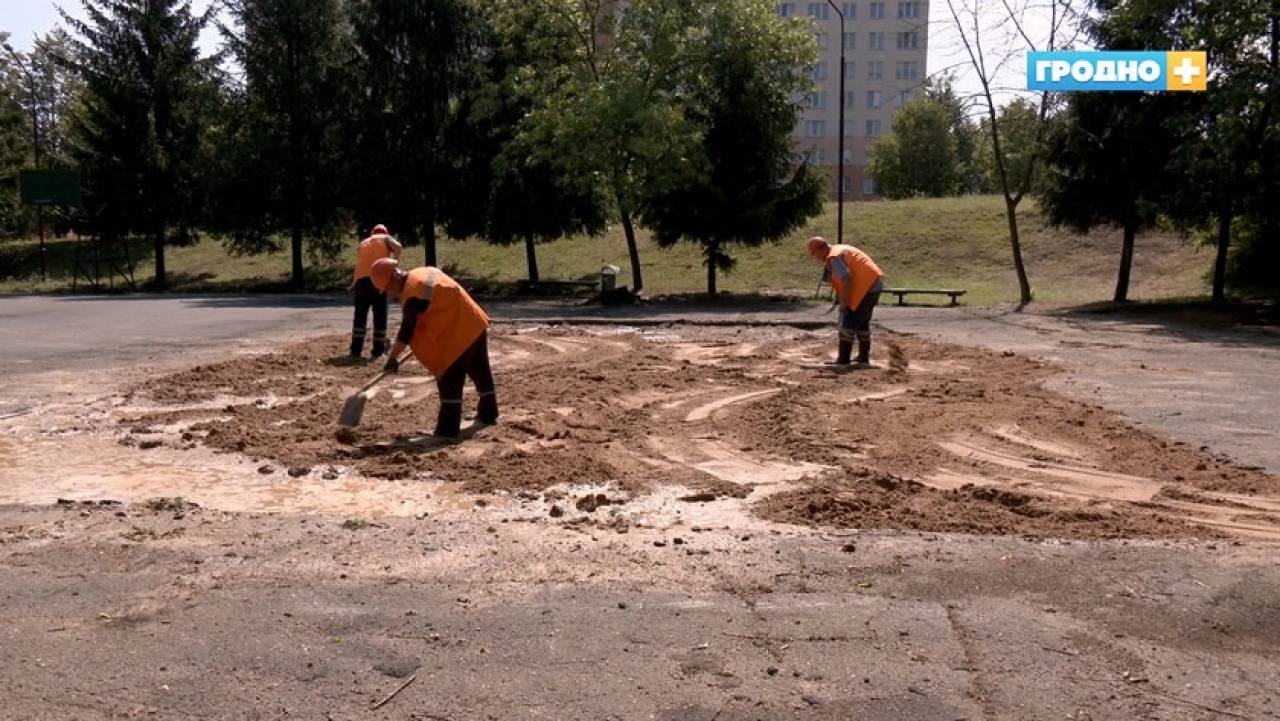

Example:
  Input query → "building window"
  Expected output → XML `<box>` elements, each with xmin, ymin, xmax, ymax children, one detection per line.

<box><xmin>844</xmin><ymin>91</ymin><xmax>856</xmax><ymax>108</ymax></box>
<box><xmin>870</xmin><ymin>2</ymin><xmax>885</xmax><ymax>19</ymax></box>
<box><xmin>807</xmin><ymin>120</ymin><xmax>827</xmax><ymax>137</ymax></box>
<box><xmin>896</xmin><ymin>31</ymin><xmax>920</xmax><ymax>49</ymax></box>
<box><xmin>807</xmin><ymin>91</ymin><xmax>827</xmax><ymax>109</ymax></box>
<box><xmin>842</xmin><ymin>148</ymin><xmax>853</xmax><ymax>163</ymax></box>
<box><xmin>778</xmin><ymin>3</ymin><xmax>796</xmax><ymax>17</ymax></box>
<box><xmin>867</xmin><ymin>90</ymin><xmax>882</xmax><ymax>109</ymax></box>
<box><xmin>805</xmin><ymin>148</ymin><xmax>826</xmax><ymax>165</ymax></box>
<box><xmin>866</xmin><ymin>118</ymin><xmax>882</xmax><ymax>136</ymax></box>
<box><xmin>816</xmin><ymin>32</ymin><xmax>829</xmax><ymax>49</ymax></box>
<box><xmin>844</xmin><ymin>61</ymin><xmax>856</xmax><ymax>79</ymax></box>
<box><xmin>869</xmin><ymin>32</ymin><xmax>884</xmax><ymax>50</ymax></box>
<box><xmin>867</xmin><ymin>60</ymin><xmax>883</xmax><ymax>79</ymax></box>
<box><xmin>842</xmin><ymin>175</ymin><xmax>853</xmax><ymax>194</ymax></box>
<box><xmin>897</xmin><ymin>1</ymin><xmax>921</xmax><ymax>18</ymax></box>
<box><xmin>843</xmin><ymin>119</ymin><xmax>856</xmax><ymax>136</ymax></box>
<box><xmin>894</xmin><ymin>61</ymin><xmax>918</xmax><ymax>80</ymax></box>
<box><xmin>807</xmin><ymin>2</ymin><xmax>829</xmax><ymax>19</ymax></box>
<box><xmin>811</xmin><ymin>62</ymin><xmax>829</xmax><ymax>81</ymax></box>
<box><xmin>843</xmin><ymin>2</ymin><xmax>857</xmax><ymax>17</ymax></box>
<box><xmin>842</xmin><ymin>32</ymin><xmax>856</xmax><ymax>50</ymax></box>
<box><xmin>863</xmin><ymin>177</ymin><xmax>876</xmax><ymax>196</ymax></box>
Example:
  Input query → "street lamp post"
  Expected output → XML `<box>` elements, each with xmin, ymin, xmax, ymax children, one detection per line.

<box><xmin>4</xmin><ymin>42</ymin><xmax>47</xmax><ymax>281</ymax></box>
<box><xmin>825</xmin><ymin>1</ymin><xmax>846</xmax><ymax>244</ymax></box>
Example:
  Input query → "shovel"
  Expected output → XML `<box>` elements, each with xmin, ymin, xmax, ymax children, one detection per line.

<box><xmin>337</xmin><ymin>353</ymin><xmax>411</xmax><ymax>430</ymax></box>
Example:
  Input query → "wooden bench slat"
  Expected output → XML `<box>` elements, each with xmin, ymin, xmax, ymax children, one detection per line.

<box><xmin>881</xmin><ymin>287</ymin><xmax>968</xmax><ymax>307</ymax></box>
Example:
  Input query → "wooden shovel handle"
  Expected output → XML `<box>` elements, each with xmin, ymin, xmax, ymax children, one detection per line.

<box><xmin>357</xmin><ymin>352</ymin><xmax>412</xmax><ymax>394</ymax></box>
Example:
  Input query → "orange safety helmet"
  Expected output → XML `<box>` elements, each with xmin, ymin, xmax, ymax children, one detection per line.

<box><xmin>371</xmin><ymin>223</ymin><xmax>389</xmax><ymax>236</ymax></box>
<box><xmin>807</xmin><ymin>236</ymin><xmax>829</xmax><ymax>259</ymax></box>
<box><xmin>369</xmin><ymin>257</ymin><xmax>401</xmax><ymax>292</ymax></box>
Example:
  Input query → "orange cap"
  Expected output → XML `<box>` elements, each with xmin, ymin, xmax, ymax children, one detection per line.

<box><xmin>369</xmin><ymin>258</ymin><xmax>400</xmax><ymax>292</ymax></box>
<box><xmin>371</xmin><ymin>223</ymin><xmax>389</xmax><ymax>236</ymax></box>
<box><xmin>807</xmin><ymin>236</ymin><xmax>829</xmax><ymax>259</ymax></box>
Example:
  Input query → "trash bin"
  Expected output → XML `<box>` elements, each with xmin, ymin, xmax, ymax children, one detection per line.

<box><xmin>601</xmin><ymin>264</ymin><xmax>620</xmax><ymax>293</ymax></box>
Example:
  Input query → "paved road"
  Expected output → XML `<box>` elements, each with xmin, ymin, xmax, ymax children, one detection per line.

<box><xmin>3</xmin><ymin>293</ymin><xmax>1277</xmax><ymax>470</ymax></box>
<box><xmin>2</xmin><ymin>296</ymin><xmax>1278</xmax><ymax>719</ymax></box>
<box><xmin>2</xmin><ymin>505</ymin><xmax>1277</xmax><ymax>721</ymax></box>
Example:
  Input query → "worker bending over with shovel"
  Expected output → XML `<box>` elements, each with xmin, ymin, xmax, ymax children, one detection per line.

<box><xmin>349</xmin><ymin>224</ymin><xmax>403</xmax><ymax>359</ymax></box>
<box><xmin>807</xmin><ymin>236</ymin><xmax>884</xmax><ymax>366</ymax></box>
<box><xmin>369</xmin><ymin>258</ymin><xmax>499</xmax><ymax>437</ymax></box>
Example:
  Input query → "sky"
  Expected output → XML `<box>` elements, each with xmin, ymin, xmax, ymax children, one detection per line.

<box><xmin>3</xmin><ymin>0</ymin><xmax>1070</xmax><ymax>112</ymax></box>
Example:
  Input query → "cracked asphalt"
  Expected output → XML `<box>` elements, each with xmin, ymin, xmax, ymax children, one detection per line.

<box><xmin>1</xmin><ymin>293</ymin><xmax>1278</xmax><ymax>720</ymax></box>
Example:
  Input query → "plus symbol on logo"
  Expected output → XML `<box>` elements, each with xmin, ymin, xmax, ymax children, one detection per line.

<box><xmin>1172</xmin><ymin>57</ymin><xmax>1202</xmax><ymax>85</ymax></box>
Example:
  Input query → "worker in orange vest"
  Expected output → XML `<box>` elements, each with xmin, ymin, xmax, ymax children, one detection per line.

<box><xmin>369</xmin><ymin>258</ymin><xmax>498</xmax><ymax>437</ymax></box>
<box><xmin>349</xmin><ymin>224</ymin><xmax>403</xmax><ymax>359</ymax></box>
<box><xmin>808</xmin><ymin>236</ymin><xmax>884</xmax><ymax>366</ymax></box>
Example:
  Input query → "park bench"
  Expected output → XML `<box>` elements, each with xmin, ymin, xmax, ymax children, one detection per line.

<box><xmin>883</xmin><ymin>287</ymin><xmax>967</xmax><ymax>306</ymax></box>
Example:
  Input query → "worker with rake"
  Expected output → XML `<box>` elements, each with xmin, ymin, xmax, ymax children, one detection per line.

<box><xmin>807</xmin><ymin>236</ymin><xmax>884</xmax><ymax>366</ymax></box>
<box><xmin>369</xmin><ymin>258</ymin><xmax>498</xmax><ymax>437</ymax></box>
<box><xmin>349</xmin><ymin>224</ymin><xmax>403</xmax><ymax>359</ymax></box>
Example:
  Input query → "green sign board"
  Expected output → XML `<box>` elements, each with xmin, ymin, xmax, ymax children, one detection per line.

<box><xmin>18</xmin><ymin>169</ymin><xmax>82</xmax><ymax>207</ymax></box>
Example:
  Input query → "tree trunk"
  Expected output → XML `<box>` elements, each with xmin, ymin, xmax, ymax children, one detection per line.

<box><xmin>706</xmin><ymin>240</ymin><xmax>718</xmax><ymax>297</ymax></box>
<box><xmin>287</xmin><ymin>42</ymin><xmax>304</xmax><ymax>291</ymax></box>
<box><xmin>1004</xmin><ymin>196</ymin><xmax>1032</xmax><ymax>307</ymax></box>
<box><xmin>290</xmin><ymin>223</ymin><xmax>304</xmax><ymax>291</ymax></box>
<box><xmin>153</xmin><ymin>225</ymin><xmax>166</xmax><ymax>289</ymax></box>
<box><xmin>1213</xmin><ymin>205</ymin><xmax>1232</xmax><ymax>303</ymax></box>
<box><xmin>617</xmin><ymin>198</ymin><xmax>643</xmax><ymax>293</ymax></box>
<box><xmin>1114</xmin><ymin>220</ymin><xmax>1136</xmax><ymax>304</ymax></box>
<box><xmin>525</xmin><ymin>231</ymin><xmax>540</xmax><ymax>283</ymax></box>
<box><xmin>424</xmin><ymin>193</ymin><xmax>438</xmax><ymax>267</ymax></box>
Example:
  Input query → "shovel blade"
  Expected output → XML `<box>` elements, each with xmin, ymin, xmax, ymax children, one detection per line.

<box><xmin>337</xmin><ymin>391</ymin><xmax>368</xmax><ymax>429</ymax></box>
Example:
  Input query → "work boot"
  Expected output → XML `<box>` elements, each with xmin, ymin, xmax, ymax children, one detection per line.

<box><xmin>434</xmin><ymin>402</ymin><xmax>463</xmax><ymax>438</ymax></box>
<box><xmin>477</xmin><ymin>392</ymin><xmax>499</xmax><ymax>425</ymax></box>
<box><xmin>856</xmin><ymin>338</ymin><xmax>872</xmax><ymax>366</ymax></box>
<box><xmin>349</xmin><ymin>330</ymin><xmax>366</xmax><ymax>358</ymax></box>
<box><xmin>830</xmin><ymin>340</ymin><xmax>853</xmax><ymax>365</ymax></box>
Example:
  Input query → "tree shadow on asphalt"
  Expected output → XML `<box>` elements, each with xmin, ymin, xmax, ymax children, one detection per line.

<box><xmin>1054</xmin><ymin>298</ymin><xmax>1280</xmax><ymax>348</ymax></box>
<box><xmin>50</xmin><ymin>292</ymin><xmax>354</xmax><ymax>308</ymax></box>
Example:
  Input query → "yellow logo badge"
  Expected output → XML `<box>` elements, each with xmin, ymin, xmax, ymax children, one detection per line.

<box><xmin>1166</xmin><ymin>52</ymin><xmax>1207</xmax><ymax>91</ymax></box>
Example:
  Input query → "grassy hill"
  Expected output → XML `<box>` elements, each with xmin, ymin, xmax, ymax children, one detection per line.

<box><xmin>0</xmin><ymin>195</ymin><xmax>1212</xmax><ymax>306</ymax></box>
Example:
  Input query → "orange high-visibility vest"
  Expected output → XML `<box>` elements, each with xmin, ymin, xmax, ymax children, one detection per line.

<box><xmin>352</xmin><ymin>235</ymin><xmax>394</xmax><ymax>282</ymax></box>
<box><xmin>400</xmin><ymin>267</ymin><xmax>491</xmax><ymax>376</ymax></box>
<box><xmin>827</xmin><ymin>244</ymin><xmax>884</xmax><ymax>310</ymax></box>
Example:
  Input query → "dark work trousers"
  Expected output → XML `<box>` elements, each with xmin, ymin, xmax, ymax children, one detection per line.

<box><xmin>838</xmin><ymin>283</ymin><xmax>882</xmax><ymax>342</ymax></box>
<box><xmin>839</xmin><ymin>278</ymin><xmax>883</xmax><ymax>364</ymax></box>
<box><xmin>434</xmin><ymin>331</ymin><xmax>499</xmax><ymax>437</ymax></box>
<box><xmin>351</xmin><ymin>277</ymin><xmax>388</xmax><ymax>357</ymax></box>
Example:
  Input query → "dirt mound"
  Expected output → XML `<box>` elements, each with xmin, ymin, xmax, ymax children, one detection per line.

<box><xmin>117</xmin><ymin>325</ymin><xmax>1280</xmax><ymax>540</ymax></box>
<box><xmin>755</xmin><ymin>471</ymin><xmax>1211</xmax><ymax>540</ymax></box>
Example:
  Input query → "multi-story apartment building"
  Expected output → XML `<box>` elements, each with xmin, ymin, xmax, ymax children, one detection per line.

<box><xmin>783</xmin><ymin>1</ymin><xmax>928</xmax><ymax>198</ymax></box>
<box><xmin>602</xmin><ymin>1</ymin><xmax>928</xmax><ymax>199</ymax></box>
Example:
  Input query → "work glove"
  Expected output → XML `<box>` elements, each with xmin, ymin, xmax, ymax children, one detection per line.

<box><xmin>383</xmin><ymin>356</ymin><xmax>399</xmax><ymax>374</ymax></box>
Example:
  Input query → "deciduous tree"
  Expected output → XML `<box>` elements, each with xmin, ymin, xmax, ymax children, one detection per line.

<box><xmin>868</xmin><ymin>99</ymin><xmax>960</xmax><ymax>198</ymax></box>
<box><xmin>640</xmin><ymin>0</ymin><xmax>823</xmax><ymax>296</ymax></box>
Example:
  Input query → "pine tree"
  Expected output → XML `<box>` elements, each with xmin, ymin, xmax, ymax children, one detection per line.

<box><xmin>219</xmin><ymin>0</ymin><xmax>350</xmax><ymax>288</ymax></box>
<box><xmin>61</xmin><ymin>0</ymin><xmax>216</xmax><ymax>288</ymax></box>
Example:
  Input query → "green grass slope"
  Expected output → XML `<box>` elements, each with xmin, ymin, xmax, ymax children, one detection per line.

<box><xmin>1</xmin><ymin>195</ymin><xmax>1210</xmax><ymax>306</ymax></box>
